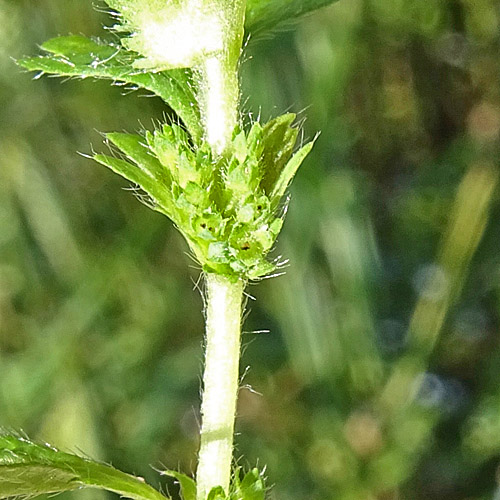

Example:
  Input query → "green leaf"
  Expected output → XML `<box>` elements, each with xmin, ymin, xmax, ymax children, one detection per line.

<box><xmin>207</xmin><ymin>486</ymin><xmax>227</xmax><ymax>500</ymax></box>
<box><xmin>93</xmin><ymin>153</ymin><xmax>175</xmax><ymax>217</ymax></box>
<box><xmin>162</xmin><ymin>471</ymin><xmax>196</xmax><ymax>500</ymax></box>
<box><xmin>18</xmin><ymin>35</ymin><xmax>202</xmax><ymax>141</ymax></box>
<box><xmin>232</xmin><ymin>469</ymin><xmax>266</xmax><ymax>500</ymax></box>
<box><xmin>106</xmin><ymin>132</ymin><xmax>169</xmax><ymax>183</ymax></box>
<box><xmin>245</xmin><ymin>0</ymin><xmax>340</xmax><ymax>35</ymax></box>
<box><xmin>0</xmin><ymin>434</ymin><xmax>167</xmax><ymax>500</ymax></box>
<box><xmin>270</xmin><ymin>138</ymin><xmax>316</xmax><ymax>205</ymax></box>
<box><xmin>259</xmin><ymin>113</ymin><xmax>299</xmax><ymax>195</ymax></box>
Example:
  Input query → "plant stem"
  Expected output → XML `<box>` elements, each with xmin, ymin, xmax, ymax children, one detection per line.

<box><xmin>197</xmin><ymin>54</ymin><xmax>240</xmax><ymax>156</ymax></box>
<box><xmin>195</xmin><ymin>0</ymin><xmax>245</xmax><ymax>156</ymax></box>
<box><xmin>195</xmin><ymin>5</ymin><xmax>246</xmax><ymax>497</ymax></box>
<box><xmin>197</xmin><ymin>274</ymin><xmax>244</xmax><ymax>500</ymax></box>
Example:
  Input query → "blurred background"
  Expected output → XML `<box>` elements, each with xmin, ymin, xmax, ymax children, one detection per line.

<box><xmin>2</xmin><ymin>0</ymin><xmax>500</xmax><ymax>499</ymax></box>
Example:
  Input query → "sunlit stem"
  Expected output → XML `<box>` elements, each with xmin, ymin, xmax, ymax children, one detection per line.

<box><xmin>197</xmin><ymin>274</ymin><xmax>244</xmax><ymax>500</ymax></box>
<box><xmin>195</xmin><ymin>4</ymin><xmax>246</xmax><ymax>497</ymax></box>
<box><xmin>197</xmin><ymin>55</ymin><xmax>240</xmax><ymax>155</ymax></box>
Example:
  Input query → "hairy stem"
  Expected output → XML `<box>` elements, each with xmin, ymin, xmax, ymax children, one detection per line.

<box><xmin>195</xmin><ymin>0</ymin><xmax>245</xmax><ymax>156</ymax></box>
<box><xmin>194</xmin><ymin>4</ymin><xmax>246</xmax><ymax>497</ymax></box>
<box><xmin>194</xmin><ymin>3</ymin><xmax>246</xmax><ymax>498</ymax></box>
<box><xmin>197</xmin><ymin>274</ymin><xmax>244</xmax><ymax>499</ymax></box>
<box><xmin>197</xmin><ymin>55</ymin><xmax>241</xmax><ymax>156</ymax></box>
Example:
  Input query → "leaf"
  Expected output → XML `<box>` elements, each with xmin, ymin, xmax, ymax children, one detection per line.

<box><xmin>18</xmin><ymin>35</ymin><xmax>202</xmax><ymax>141</ymax></box>
<box><xmin>0</xmin><ymin>434</ymin><xmax>167</xmax><ymax>500</ymax></box>
<box><xmin>270</xmin><ymin>138</ymin><xmax>316</xmax><ymax>205</ymax></box>
<box><xmin>93</xmin><ymin>153</ymin><xmax>175</xmax><ymax>217</ymax></box>
<box><xmin>161</xmin><ymin>471</ymin><xmax>196</xmax><ymax>500</ymax></box>
<box><xmin>245</xmin><ymin>0</ymin><xmax>340</xmax><ymax>36</ymax></box>
<box><xmin>206</xmin><ymin>486</ymin><xmax>226</xmax><ymax>500</ymax></box>
<box><xmin>259</xmin><ymin>113</ymin><xmax>299</xmax><ymax>195</ymax></box>
<box><xmin>233</xmin><ymin>469</ymin><xmax>266</xmax><ymax>500</ymax></box>
<box><xmin>105</xmin><ymin>132</ymin><xmax>169</xmax><ymax>183</ymax></box>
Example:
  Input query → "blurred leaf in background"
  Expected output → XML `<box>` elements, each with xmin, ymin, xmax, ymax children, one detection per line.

<box><xmin>3</xmin><ymin>0</ymin><xmax>500</xmax><ymax>500</ymax></box>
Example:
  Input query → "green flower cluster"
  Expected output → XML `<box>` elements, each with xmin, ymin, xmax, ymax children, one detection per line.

<box><xmin>95</xmin><ymin>114</ymin><xmax>314</xmax><ymax>280</ymax></box>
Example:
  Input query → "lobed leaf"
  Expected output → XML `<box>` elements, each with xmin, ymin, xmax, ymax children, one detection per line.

<box><xmin>0</xmin><ymin>434</ymin><xmax>167</xmax><ymax>500</ymax></box>
<box><xmin>245</xmin><ymin>0</ymin><xmax>340</xmax><ymax>35</ymax></box>
<box><xmin>18</xmin><ymin>35</ymin><xmax>202</xmax><ymax>141</ymax></box>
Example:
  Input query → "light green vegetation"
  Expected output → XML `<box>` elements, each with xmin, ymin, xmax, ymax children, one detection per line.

<box><xmin>2</xmin><ymin>0</ymin><xmax>500</xmax><ymax>499</ymax></box>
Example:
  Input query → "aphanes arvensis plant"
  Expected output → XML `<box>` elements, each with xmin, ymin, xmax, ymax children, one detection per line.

<box><xmin>2</xmin><ymin>1</ymin><xmax>339</xmax><ymax>499</ymax></box>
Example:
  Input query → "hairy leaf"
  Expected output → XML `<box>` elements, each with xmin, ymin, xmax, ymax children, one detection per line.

<box><xmin>245</xmin><ymin>0</ymin><xmax>340</xmax><ymax>35</ymax></box>
<box><xmin>105</xmin><ymin>132</ymin><xmax>169</xmax><ymax>183</ymax></box>
<box><xmin>0</xmin><ymin>434</ymin><xmax>167</xmax><ymax>500</ymax></box>
<box><xmin>103</xmin><ymin>0</ymin><xmax>245</xmax><ymax>74</ymax></box>
<box><xmin>259</xmin><ymin>113</ymin><xmax>298</xmax><ymax>195</ymax></box>
<box><xmin>270</xmin><ymin>138</ymin><xmax>316</xmax><ymax>205</ymax></box>
<box><xmin>93</xmin><ymin>153</ymin><xmax>175</xmax><ymax>217</ymax></box>
<box><xmin>232</xmin><ymin>468</ymin><xmax>266</xmax><ymax>500</ymax></box>
<box><xmin>162</xmin><ymin>471</ymin><xmax>196</xmax><ymax>500</ymax></box>
<box><xmin>18</xmin><ymin>35</ymin><xmax>202</xmax><ymax>141</ymax></box>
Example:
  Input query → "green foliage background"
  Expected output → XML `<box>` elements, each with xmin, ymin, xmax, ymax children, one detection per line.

<box><xmin>2</xmin><ymin>0</ymin><xmax>500</xmax><ymax>499</ymax></box>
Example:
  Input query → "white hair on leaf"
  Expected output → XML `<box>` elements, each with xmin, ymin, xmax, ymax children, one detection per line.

<box><xmin>124</xmin><ymin>1</ymin><xmax>224</xmax><ymax>70</ymax></box>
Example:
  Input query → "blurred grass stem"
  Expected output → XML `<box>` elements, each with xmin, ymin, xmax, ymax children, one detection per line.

<box><xmin>380</xmin><ymin>163</ymin><xmax>498</xmax><ymax>412</ymax></box>
<box><xmin>197</xmin><ymin>274</ymin><xmax>244</xmax><ymax>499</ymax></box>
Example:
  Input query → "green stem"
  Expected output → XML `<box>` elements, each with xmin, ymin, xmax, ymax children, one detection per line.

<box><xmin>194</xmin><ymin>5</ymin><xmax>246</xmax><ymax>497</ymax></box>
<box><xmin>197</xmin><ymin>274</ymin><xmax>244</xmax><ymax>500</ymax></box>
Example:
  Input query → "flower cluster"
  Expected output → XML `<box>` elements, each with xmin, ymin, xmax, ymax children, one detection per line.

<box><xmin>95</xmin><ymin>114</ymin><xmax>314</xmax><ymax>279</ymax></box>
